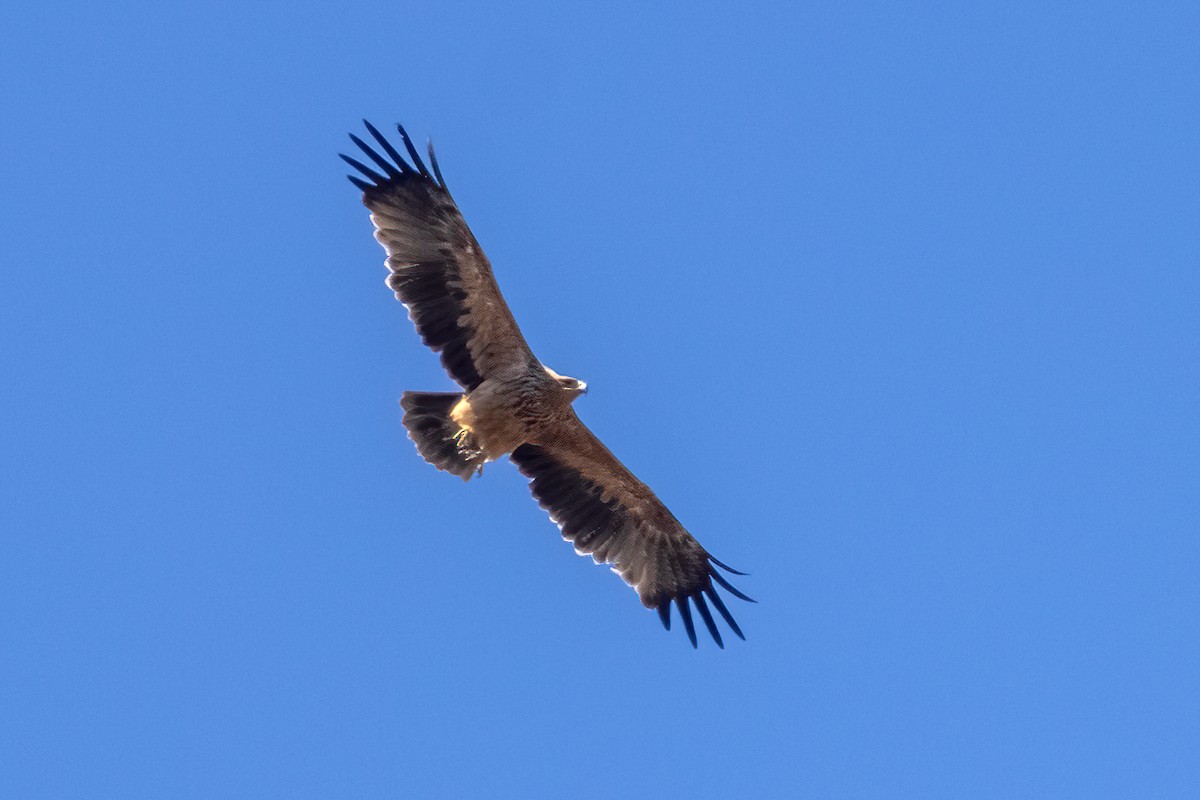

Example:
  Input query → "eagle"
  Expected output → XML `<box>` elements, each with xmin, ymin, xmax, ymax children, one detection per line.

<box><xmin>341</xmin><ymin>121</ymin><xmax>752</xmax><ymax>647</ymax></box>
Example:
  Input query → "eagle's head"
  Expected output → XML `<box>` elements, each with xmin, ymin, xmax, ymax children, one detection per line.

<box><xmin>544</xmin><ymin>366</ymin><xmax>588</xmax><ymax>400</ymax></box>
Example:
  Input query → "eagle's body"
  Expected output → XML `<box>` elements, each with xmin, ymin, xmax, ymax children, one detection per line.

<box><xmin>448</xmin><ymin>366</ymin><xmax>582</xmax><ymax>466</ymax></box>
<box><xmin>343</xmin><ymin>121</ymin><xmax>752</xmax><ymax>647</ymax></box>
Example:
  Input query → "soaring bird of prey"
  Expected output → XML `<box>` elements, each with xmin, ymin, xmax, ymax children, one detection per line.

<box><xmin>342</xmin><ymin>121</ymin><xmax>752</xmax><ymax>647</ymax></box>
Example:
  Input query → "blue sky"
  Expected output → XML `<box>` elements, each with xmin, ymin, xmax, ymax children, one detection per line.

<box><xmin>2</xmin><ymin>2</ymin><xmax>1198</xmax><ymax>797</ymax></box>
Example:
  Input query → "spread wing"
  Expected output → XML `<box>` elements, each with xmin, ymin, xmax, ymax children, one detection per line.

<box><xmin>342</xmin><ymin>121</ymin><xmax>537</xmax><ymax>390</ymax></box>
<box><xmin>510</xmin><ymin>412</ymin><xmax>753</xmax><ymax>648</ymax></box>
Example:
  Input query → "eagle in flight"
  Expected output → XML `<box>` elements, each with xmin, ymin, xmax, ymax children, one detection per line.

<box><xmin>342</xmin><ymin>121</ymin><xmax>752</xmax><ymax>647</ymax></box>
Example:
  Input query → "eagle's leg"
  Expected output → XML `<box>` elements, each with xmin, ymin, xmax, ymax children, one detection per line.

<box><xmin>452</xmin><ymin>427</ymin><xmax>485</xmax><ymax>470</ymax></box>
<box><xmin>452</xmin><ymin>427</ymin><xmax>480</xmax><ymax>455</ymax></box>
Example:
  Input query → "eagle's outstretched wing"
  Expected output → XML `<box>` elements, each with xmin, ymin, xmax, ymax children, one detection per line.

<box><xmin>342</xmin><ymin>121</ymin><xmax>536</xmax><ymax>390</ymax></box>
<box><xmin>511</xmin><ymin>412</ymin><xmax>753</xmax><ymax>648</ymax></box>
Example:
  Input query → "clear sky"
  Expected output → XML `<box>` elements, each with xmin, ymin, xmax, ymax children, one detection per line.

<box><xmin>2</xmin><ymin>2</ymin><xmax>1198</xmax><ymax>797</ymax></box>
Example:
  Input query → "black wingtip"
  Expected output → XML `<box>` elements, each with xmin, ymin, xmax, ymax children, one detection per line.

<box><xmin>348</xmin><ymin>133</ymin><xmax>400</xmax><ymax>178</ymax></box>
<box><xmin>396</xmin><ymin>124</ymin><xmax>433</xmax><ymax>179</ymax></box>
<box><xmin>710</xmin><ymin>567</ymin><xmax>756</xmax><ymax>604</ymax></box>
<box><xmin>345</xmin><ymin>119</ymin><xmax>444</xmax><ymax>190</ymax></box>
<box><xmin>675</xmin><ymin>597</ymin><xmax>698</xmax><ymax>648</ymax></box>
<box><xmin>346</xmin><ymin>175</ymin><xmax>372</xmax><ymax>192</ymax></box>
<box><xmin>427</xmin><ymin>140</ymin><xmax>446</xmax><ymax>189</ymax></box>
<box><xmin>693</xmin><ymin>593</ymin><xmax>724</xmax><ymax>649</ymax></box>
<box><xmin>705</xmin><ymin>587</ymin><xmax>745</xmax><ymax>641</ymax></box>
<box><xmin>362</xmin><ymin>119</ymin><xmax>410</xmax><ymax>174</ymax></box>
<box><xmin>709</xmin><ymin>556</ymin><xmax>749</xmax><ymax>576</ymax></box>
<box><xmin>339</xmin><ymin>153</ymin><xmax>385</xmax><ymax>185</ymax></box>
<box><xmin>657</xmin><ymin>600</ymin><xmax>671</xmax><ymax>631</ymax></box>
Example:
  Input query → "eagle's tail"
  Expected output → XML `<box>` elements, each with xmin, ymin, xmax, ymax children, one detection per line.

<box><xmin>399</xmin><ymin>392</ymin><xmax>486</xmax><ymax>481</ymax></box>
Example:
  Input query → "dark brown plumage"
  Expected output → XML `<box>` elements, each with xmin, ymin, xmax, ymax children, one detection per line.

<box><xmin>343</xmin><ymin>120</ymin><xmax>752</xmax><ymax>647</ymax></box>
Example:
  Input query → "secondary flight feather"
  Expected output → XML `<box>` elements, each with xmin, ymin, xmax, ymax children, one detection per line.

<box><xmin>342</xmin><ymin>120</ymin><xmax>753</xmax><ymax>647</ymax></box>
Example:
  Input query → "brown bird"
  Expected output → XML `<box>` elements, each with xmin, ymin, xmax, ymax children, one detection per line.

<box><xmin>342</xmin><ymin>121</ymin><xmax>752</xmax><ymax>647</ymax></box>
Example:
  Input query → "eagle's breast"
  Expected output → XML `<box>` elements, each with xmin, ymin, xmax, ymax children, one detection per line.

<box><xmin>458</xmin><ymin>370</ymin><xmax>562</xmax><ymax>460</ymax></box>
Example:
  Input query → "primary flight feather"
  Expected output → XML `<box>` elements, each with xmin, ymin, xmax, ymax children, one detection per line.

<box><xmin>342</xmin><ymin>120</ymin><xmax>752</xmax><ymax>647</ymax></box>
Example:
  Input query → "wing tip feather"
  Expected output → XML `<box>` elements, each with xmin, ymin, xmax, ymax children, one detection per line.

<box><xmin>709</xmin><ymin>555</ymin><xmax>749</xmax><ymax>576</ymax></box>
<box><xmin>692</xmin><ymin>593</ymin><xmax>724</xmax><ymax>649</ymax></box>
<box><xmin>709</xmin><ymin>562</ymin><xmax>756</xmax><ymax>603</ymax></box>
<box><xmin>675</xmin><ymin>596</ymin><xmax>698</xmax><ymax>648</ymax></box>
<box><xmin>704</xmin><ymin>586</ymin><xmax>745</xmax><ymax>641</ymax></box>
<box><xmin>348</xmin><ymin>133</ymin><xmax>401</xmax><ymax>178</ymax></box>
<box><xmin>345</xmin><ymin>120</ymin><xmax>448</xmax><ymax>193</ymax></box>
<box><xmin>427</xmin><ymin>139</ymin><xmax>447</xmax><ymax>189</ymax></box>
<box><xmin>339</xmin><ymin>153</ymin><xmax>386</xmax><ymax>186</ymax></box>
<box><xmin>396</xmin><ymin>123</ymin><xmax>434</xmax><ymax>180</ymax></box>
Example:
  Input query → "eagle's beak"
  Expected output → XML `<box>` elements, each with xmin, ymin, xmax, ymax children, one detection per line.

<box><xmin>580</xmin><ymin>382</ymin><xmax>589</xmax><ymax>395</ymax></box>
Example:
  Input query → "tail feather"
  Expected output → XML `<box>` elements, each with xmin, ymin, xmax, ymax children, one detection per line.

<box><xmin>400</xmin><ymin>391</ymin><xmax>486</xmax><ymax>480</ymax></box>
